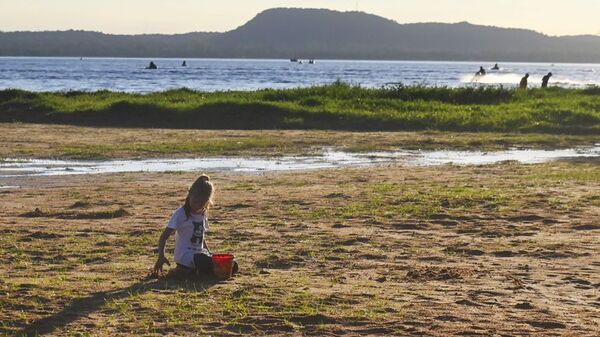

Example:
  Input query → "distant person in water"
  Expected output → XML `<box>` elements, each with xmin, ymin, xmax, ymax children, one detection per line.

<box><xmin>541</xmin><ymin>72</ymin><xmax>553</xmax><ymax>88</ymax></box>
<box><xmin>146</xmin><ymin>61</ymin><xmax>157</xmax><ymax>70</ymax></box>
<box><xmin>182</xmin><ymin>60</ymin><xmax>187</xmax><ymax>67</ymax></box>
<box><xmin>491</xmin><ymin>63</ymin><xmax>500</xmax><ymax>70</ymax></box>
<box><xmin>519</xmin><ymin>73</ymin><xmax>530</xmax><ymax>89</ymax></box>
<box><xmin>476</xmin><ymin>66</ymin><xmax>486</xmax><ymax>76</ymax></box>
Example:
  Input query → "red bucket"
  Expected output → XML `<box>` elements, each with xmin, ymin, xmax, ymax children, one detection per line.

<box><xmin>212</xmin><ymin>254</ymin><xmax>234</xmax><ymax>280</ymax></box>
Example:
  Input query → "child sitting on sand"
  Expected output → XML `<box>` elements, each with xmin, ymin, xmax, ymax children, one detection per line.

<box><xmin>153</xmin><ymin>174</ymin><xmax>237</xmax><ymax>277</ymax></box>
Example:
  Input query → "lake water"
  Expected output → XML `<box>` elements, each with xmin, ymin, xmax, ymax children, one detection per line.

<box><xmin>0</xmin><ymin>57</ymin><xmax>599</xmax><ymax>93</ymax></box>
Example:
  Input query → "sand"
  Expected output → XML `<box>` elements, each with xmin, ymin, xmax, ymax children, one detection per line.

<box><xmin>1</xmin><ymin>161</ymin><xmax>599</xmax><ymax>336</ymax></box>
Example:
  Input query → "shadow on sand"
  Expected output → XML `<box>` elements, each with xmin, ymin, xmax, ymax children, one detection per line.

<box><xmin>19</xmin><ymin>272</ymin><xmax>219</xmax><ymax>336</ymax></box>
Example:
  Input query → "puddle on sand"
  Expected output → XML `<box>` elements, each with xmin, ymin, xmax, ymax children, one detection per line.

<box><xmin>407</xmin><ymin>147</ymin><xmax>600</xmax><ymax>166</ymax></box>
<box><xmin>1</xmin><ymin>147</ymin><xmax>599</xmax><ymax>178</ymax></box>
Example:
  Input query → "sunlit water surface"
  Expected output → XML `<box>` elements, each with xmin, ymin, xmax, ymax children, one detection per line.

<box><xmin>1</xmin><ymin>58</ymin><xmax>599</xmax><ymax>92</ymax></box>
<box><xmin>1</xmin><ymin>147</ymin><xmax>598</xmax><ymax>188</ymax></box>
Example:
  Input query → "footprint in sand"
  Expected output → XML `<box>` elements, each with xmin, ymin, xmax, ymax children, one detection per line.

<box><xmin>515</xmin><ymin>302</ymin><xmax>534</xmax><ymax>310</ymax></box>
<box><xmin>527</xmin><ymin>321</ymin><xmax>566</xmax><ymax>329</ymax></box>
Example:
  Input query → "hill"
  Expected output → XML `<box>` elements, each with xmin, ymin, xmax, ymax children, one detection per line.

<box><xmin>0</xmin><ymin>30</ymin><xmax>217</xmax><ymax>57</ymax></box>
<box><xmin>2</xmin><ymin>8</ymin><xmax>600</xmax><ymax>62</ymax></box>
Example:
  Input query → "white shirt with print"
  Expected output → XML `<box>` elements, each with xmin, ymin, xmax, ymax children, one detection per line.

<box><xmin>167</xmin><ymin>207</ymin><xmax>210</xmax><ymax>268</ymax></box>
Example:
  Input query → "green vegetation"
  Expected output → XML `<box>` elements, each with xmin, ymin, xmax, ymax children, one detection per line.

<box><xmin>56</xmin><ymin>137</ymin><xmax>290</xmax><ymax>159</ymax></box>
<box><xmin>300</xmin><ymin>184</ymin><xmax>511</xmax><ymax>220</ymax></box>
<box><xmin>1</xmin><ymin>83</ymin><xmax>600</xmax><ymax>133</ymax></box>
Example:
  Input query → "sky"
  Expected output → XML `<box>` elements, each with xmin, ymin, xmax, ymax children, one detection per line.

<box><xmin>1</xmin><ymin>0</ymin><xmax>599</xmax><ymax>36</ymax></box>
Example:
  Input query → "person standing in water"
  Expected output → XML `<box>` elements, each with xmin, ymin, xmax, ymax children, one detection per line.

<box><xmin>519</xmin><ymin>73</ymin><xmax>530</xmax><ymax>89</ymax></box>
<box><xmin>541</xmin><ymin>72</ymin><xmax>553</xmax><ymax>88</ymax></box>
<box><xmin>182</xmin><ymin>60</ymin><xmax>187</xmax><ymax>67</ymax></box>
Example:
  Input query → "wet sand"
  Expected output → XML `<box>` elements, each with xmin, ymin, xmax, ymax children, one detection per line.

<box><xmin>2</xmin><ymin>123</ymin><xmax>598</xmax><ymax>160</ymax></box>
<box><xmin>1</xmin><ymin>161</ymin><xmax>599</xmax><ymax>336</ymax></box>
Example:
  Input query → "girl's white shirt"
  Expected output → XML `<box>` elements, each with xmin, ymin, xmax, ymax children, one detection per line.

<box><xmin>167</xmin><ymin>207</ymin><xmax>210</xmax><ymax>268</ymax></box>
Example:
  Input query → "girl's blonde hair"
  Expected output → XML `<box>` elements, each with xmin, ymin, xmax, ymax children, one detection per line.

<box><xmin>183</xmin><ymin>174</ymin><xmax>214</xmax><ymax>217</ymax></box>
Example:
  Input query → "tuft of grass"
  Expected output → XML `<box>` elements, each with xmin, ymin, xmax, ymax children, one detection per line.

<box><xmin>21</xmin><ymin>207</ymin><xmax>130</xmax><ymax>219</ymax></box>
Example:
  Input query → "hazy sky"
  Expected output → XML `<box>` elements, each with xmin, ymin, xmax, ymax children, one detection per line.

<box><xmin>1</xmin><ymin>0</ymin><xmax>599</xmax><ymax>36</ymax></box>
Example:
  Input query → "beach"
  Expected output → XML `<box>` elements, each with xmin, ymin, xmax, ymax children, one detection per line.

<box><xmin>1</xmin><ymin>134</ymin><xmax>599</xmax><ymax>335</ymax></box>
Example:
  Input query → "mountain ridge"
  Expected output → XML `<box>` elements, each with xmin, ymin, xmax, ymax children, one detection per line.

<box><xmin>1</xmin><ymin>8</ymin><xmax>600</xmax><ymax>62</ymax></box>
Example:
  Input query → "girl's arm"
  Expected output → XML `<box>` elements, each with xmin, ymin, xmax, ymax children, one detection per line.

<box><xmin>153</xmin><ymin>227</ymin><xmax>175</xmax><ymax>274</ymax></box>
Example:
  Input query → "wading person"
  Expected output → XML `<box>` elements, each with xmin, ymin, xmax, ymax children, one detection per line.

<box><xmin>519</xmin><ymin>73</ymin><xmax>530</xmax><ymax>89</ymax></box>
<box><xmin>541</xmin><ymin>72</ymin><xmax>552</xmax><ymax>88</ymax></box>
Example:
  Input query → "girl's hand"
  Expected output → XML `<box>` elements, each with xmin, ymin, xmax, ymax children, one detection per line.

<box><xmin>153</xmin><ymin>255</ymin><xmax>170</xmax><ymax>275</ymax></box>
<box><xmin>153</xmin><ymin>228</ymin><xmax>174</xmax><ymax>277</ymax></box>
